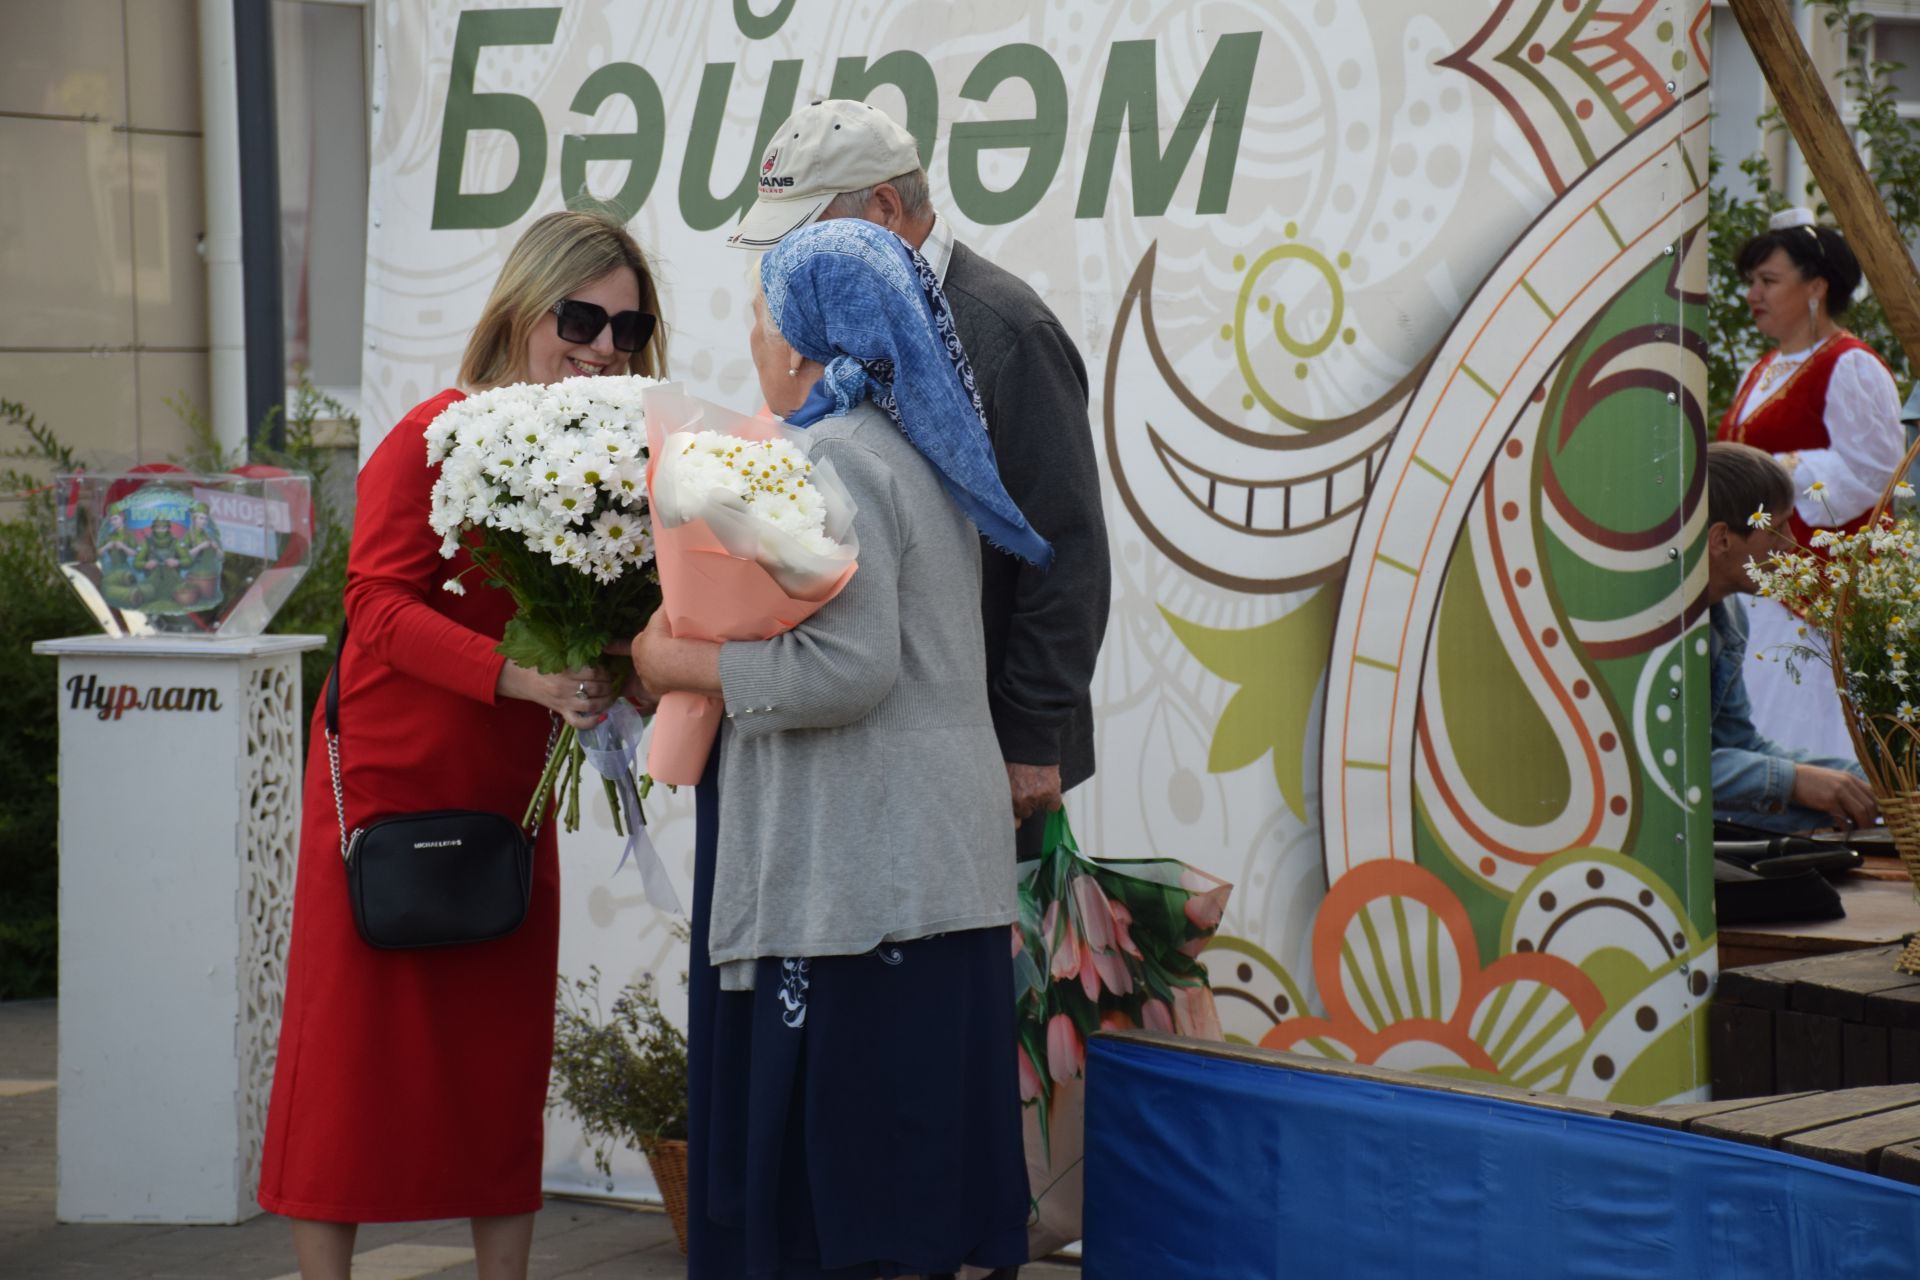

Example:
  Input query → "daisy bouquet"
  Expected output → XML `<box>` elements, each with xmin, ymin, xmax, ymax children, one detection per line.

<box><xmin>640</xmin><ymin>383</ymin><xmax>859</xmax><ymax>785</ymax></box>
<box><xmin>426</xmin><ymin>376</ymin><xmax>678</xmax><ymax>910</ymax></box>
<box><xmin>1746</xmin><ymin>477</ymin><xmax>1920</xmax><ymax>793</ymax></box>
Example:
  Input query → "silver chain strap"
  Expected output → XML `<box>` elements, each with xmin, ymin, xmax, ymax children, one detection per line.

<box><xmin>327</xmin><ymin>726</ymin><xmax>353</xmax><ymax>862</ymax></box>
<box><xmin>330</xmin><ymin>712</ymin><xmax>566</xmax><ymax>863</ymax></box>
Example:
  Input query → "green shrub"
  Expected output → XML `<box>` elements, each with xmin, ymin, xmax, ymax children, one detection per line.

<box><xmin>0</xmin><ymin>401</ymin><xmax>92</xmax><ymax>999</ymax></box>
<box><xmin>550</xmin><ymin>964</ymin><xmax>690</xmax><ymax>1181</ymax></box>
<box><xmin>0</xmin><ymin>385</ymin><xmax>356</xmax><ymax>999</ymax></box>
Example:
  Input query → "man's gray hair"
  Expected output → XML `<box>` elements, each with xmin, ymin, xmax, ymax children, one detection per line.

<box><xmin>822</xmin><ymin>168</ymin><xmax>931</xmax><ymax>220</ymax></box>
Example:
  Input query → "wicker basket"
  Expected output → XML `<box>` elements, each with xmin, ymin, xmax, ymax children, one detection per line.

<box><xmin>644</xmin><ymin>1138</ymin><xmax>690</xmax><ymax>1254</ymax></box>
<box><xmin>1875</xmin><ymin>790</ymin><xmax>1920</xmax><ymax>974</ymax></box>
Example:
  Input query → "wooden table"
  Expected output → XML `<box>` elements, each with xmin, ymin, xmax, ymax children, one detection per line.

<box><xmin>1719</xmin><ymin>856</ymin><xmax>1918</xmax><ymax>970</ymax></box>
<box><xmin>1712</xmin><ymin>944</ymin><xmax>1920</xmax><ymax>1097</ymax></box>
<box><xmin>1631</xmin><ymin>1085</ymin><xmax>1920</xmax><ymax>1185</ymax></box>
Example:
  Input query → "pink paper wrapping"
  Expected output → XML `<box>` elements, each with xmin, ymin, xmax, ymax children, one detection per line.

<box><xmin>640</xmin><ymin>386</ymin><xmax>857</xmax><ymax>785</ymax></box>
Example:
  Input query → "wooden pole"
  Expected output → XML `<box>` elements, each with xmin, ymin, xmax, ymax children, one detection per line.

<box><xmin>1726</xmin><ymin>0</ymin><xmax>1920</xmax><ymax>372</ymax></box>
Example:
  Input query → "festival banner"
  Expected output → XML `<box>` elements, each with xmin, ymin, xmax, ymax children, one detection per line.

<box><xmin>362</xmin><ymin>0</ymin><xmax>1716</xmax><ymax>1200</ymax></box>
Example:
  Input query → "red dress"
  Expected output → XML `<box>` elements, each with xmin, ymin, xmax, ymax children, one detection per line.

<box><xmin>258</xmin><ymin>389</ymin><xmax>561</xmax><ymax>1222</ymax></box>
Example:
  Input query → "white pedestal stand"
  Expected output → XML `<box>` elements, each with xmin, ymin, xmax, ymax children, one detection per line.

<box><xmin>31</xmin><ymin>634</ymin><xmax>325</xmax><ymax>1223</ymax></box>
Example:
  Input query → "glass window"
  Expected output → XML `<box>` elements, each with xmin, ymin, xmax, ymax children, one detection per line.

<box><xmin>1874</xmin><ymin>18</ymin><xmax>1920</xmax><ymax>107</ymax></box>
<box><xmin>274</xmin><ymin>0</ymin><xmax>368</xmax><ymax>407</ymax></box>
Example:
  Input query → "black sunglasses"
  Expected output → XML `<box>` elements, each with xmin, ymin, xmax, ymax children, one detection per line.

<box><xmin>551</xmin><ymin>298</ymin><xmax>657</xmax><ymax>353</ymax></box>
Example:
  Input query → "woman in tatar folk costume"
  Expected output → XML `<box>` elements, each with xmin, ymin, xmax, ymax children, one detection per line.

<box><xmin>1718</xmin><ymin>207</ymin><xmax>1905</xmax><ymax>764</ymax></box>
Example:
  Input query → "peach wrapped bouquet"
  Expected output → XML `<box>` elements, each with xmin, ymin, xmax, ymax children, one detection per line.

<box><xmin>640</xmin><ymin>383</ymin><xmax>858</xmax><ymax>785</ymax></box>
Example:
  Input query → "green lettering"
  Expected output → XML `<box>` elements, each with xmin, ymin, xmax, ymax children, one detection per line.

<box><xmin>948</xmin><ymin>44</ymin><xmax>1067</xmax><ymax>226</ymax></box>
<box><xmin>734</xmin><ymin>0</ymin><xmax>798</xmax><ymax>39</ymax></box>
<box><xmin>1076</xmin><ymin>32</ymin><xmax>1263</xmax><ymax>219</ymax></box>
<box><xmin>431</xmin><ymin>8</ymin><xmax>562</xmax><ymax>230</ymax></box>
<box><xmin>560</xmin><ymin>63</ymin><xmax>666</xmax><ymax>218</ymax></box>
<box><xmin>678</xmin><ymin>60</ymin><xmax>804</xmax><ymax>232</ymax></box>
<box><xmin>828</xmin><ymin>51</ymin><xmax>939</xmax><ymax>169</ymax></box>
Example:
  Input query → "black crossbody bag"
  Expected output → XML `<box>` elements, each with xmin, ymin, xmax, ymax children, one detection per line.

<box><xmin>324</xmin><ymin>622</ymin><xmax>557</xmax><ymax>949</ymax></box>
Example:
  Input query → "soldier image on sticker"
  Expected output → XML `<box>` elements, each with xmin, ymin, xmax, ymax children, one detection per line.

<box><xmin>97</xmin><ymin>488</ymin><xmax>223</xmax><ymax>614</ymax></box>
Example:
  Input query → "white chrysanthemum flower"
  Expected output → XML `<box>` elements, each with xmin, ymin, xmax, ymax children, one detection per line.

<box><xmin>608</xmin><ymin>459</ymin><xmax>647</xmax><ymax>504</ymax></box>
<box><xmin>1805</xmin><ymin>480</ymin><xmax>1827</xmax><ymax>497</ymax></box>
<box><xmin>559</xmin><ymin>452</ymin><xmax>620</xmax><ymax>493</ymax></box>
<box><xmin>587</xmin><ymin>427</ymin><xmax>640</xmax><ymax>463</ymax></box>
<box><xmin>442</xmin><ymin>577</ymin><xmax>467</xmax><ymax>596</ymax></box>
<box><xmin>1748</xmin><ymin>506</ymin><xmax>1772</xmax><ymax>530</ymax></box>
<box><xmin>591</xmin><ymin>508</ymin><xmax>641</xmax><ymax>547</ymax></box>
<box><xmin>541</xmin><ymin>484</ymin><xmax>597</xmax><ymax>522</ymax></box>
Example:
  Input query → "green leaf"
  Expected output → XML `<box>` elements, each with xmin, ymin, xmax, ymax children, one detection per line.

<box><xmin>1160</xmin><ymin>588</ymin><xmax>1337</xmax><ymax>822</ymax></box>
<box><xmin>499</xmin><ymin>614</ymin><xmax>575</xmax><ymax>674</ymax></box>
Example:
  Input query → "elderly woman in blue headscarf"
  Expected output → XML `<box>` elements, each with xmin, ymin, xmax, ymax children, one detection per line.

<box><xmin>629</xmin><ymin>217</ymin><xmax>1044</xmax><ymax>1278</ymax></box>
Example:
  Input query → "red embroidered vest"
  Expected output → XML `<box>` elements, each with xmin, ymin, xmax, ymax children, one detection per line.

<box><xmin>1716</xmin><ymin>333</ymin><xmax>1889</xmax><ymax>545</ymax></box>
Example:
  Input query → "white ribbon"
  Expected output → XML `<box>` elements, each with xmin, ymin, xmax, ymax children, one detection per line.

<box><xmin>577</xmin><ymin>700</ymin><xmax>682</xmax><ymax>914</ymax></box>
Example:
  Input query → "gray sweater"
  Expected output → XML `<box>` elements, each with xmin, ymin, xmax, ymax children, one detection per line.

<box><xmin>709</xmin><ymin>401</ymin><xmax>1018</xmax><ymax>989</ymax></box>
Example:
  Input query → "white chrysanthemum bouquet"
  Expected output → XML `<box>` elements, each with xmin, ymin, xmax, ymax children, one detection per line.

<box><xmin>1747</xmin><ymin>480</ymin><xmax>1920</xmax><ymax>791</ymax></box>
<box><xmin>426</xmin><ymin>377</ymin><xmax>665</xmax><ymax>860</ymax></box>
<box><xmin>641</xmin><ymin>386</ymin><xmax>859</xmax><ymax>785</ymax></box>
<box><xmin>654</xmin><ymin>431</ymin><xmax>847</xmax><ymax>568</ymax></box>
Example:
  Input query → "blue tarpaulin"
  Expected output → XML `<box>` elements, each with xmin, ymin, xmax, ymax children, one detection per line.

<box><xmin>1083</xmin><ymin>1033</ymin><xmax>1920</xmax><ymax>1278</ymax></box>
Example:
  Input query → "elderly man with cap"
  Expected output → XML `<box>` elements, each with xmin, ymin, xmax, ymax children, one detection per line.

<box><xmin>729</xmin><ymin>98</ymin><xmax>1112</xmax><ymax>869</ymax></box>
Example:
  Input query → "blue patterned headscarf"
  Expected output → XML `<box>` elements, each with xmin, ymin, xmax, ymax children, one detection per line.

<box><xmin>760</xmin><ymin>219</ymin><xmax>1053</xmax><ymax>568</ymax></box>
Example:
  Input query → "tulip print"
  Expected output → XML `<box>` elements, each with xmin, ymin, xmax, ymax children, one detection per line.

<box><xmin>1013</xmin><ymin>810</ymin><xmax>1233</xmax><ymax>1156</ymax></box>
<box><xmin>1017</xmin><ymin>1042</ymin><xmax>1043</xmax><ymax>1103</ymax></box>
<box><xmin>1047</xmin><ymin>1013</ymin><xmax>1085</xmax><ymax>1083</ymax></box>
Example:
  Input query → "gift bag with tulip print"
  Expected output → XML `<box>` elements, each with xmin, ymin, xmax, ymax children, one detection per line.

<box><xmin>1009</xmin><ymin>810</ymin><xmax>1232</xmax><ymax>1257</ymax></box>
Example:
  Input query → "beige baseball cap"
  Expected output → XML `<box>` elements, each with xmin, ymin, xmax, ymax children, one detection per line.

<box><xmin>726</xmin><ymin>98</ymin><xmax>922</xmax><ymax>250</ymax></box>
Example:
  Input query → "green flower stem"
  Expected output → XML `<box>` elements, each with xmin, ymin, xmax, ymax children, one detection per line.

<box><xmin>566</xmin><ymin>743</ymin><xmax>584</xmax><ymax>831</ymax></box>
<box><xmin>604</xmin><ymin>776</ymin><xmax>626</xmax><ymax>837</ymax></box>
<box><xmin>525</xmin><ymin>725</ymin><xmax>578</xmax><ymax>832</ymax></box>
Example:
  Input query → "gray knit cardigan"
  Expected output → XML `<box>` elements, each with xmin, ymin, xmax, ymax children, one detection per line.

<box><xmin>709</xmin><ymin>401</ymin><xmax>1018</xmax><ymax>989</ymax></box>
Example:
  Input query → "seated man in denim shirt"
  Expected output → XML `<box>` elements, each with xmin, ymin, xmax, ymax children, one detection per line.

<box><xmin>1707</xmin><ymin>441</ymin><xmax>1878</xmax><ymax>832</ymax></box>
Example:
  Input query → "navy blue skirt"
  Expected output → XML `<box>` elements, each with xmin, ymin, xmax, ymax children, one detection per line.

<box><xmin>687</xmin><ymin>748</ymin><xmax>1029</xmax><ymax>1279</ymax></box>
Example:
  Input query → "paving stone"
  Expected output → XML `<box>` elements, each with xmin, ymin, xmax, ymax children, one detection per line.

<box><xmin>0</xmin><ymin>999</ymin><xmax>1086</xmax><ymax>1277</ymax></box>
<box><xmin>0</xmin><ymin>1001</ymin><xmax>56</xmax><ymax>1079</ymax></box>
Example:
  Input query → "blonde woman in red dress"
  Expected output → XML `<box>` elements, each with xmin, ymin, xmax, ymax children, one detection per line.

<box><xmin>1717</xmin><ymin>207</ymin><xmax>1905</xmax><ymax>766</ymax></box>
<box><xmin>256</xmin><ymin>211</ymin><xmax>667</xmax><ymax>1280</ymax></box>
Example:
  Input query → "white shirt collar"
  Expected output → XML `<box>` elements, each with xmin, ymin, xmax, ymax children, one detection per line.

<box><xmin>920</xmin><ymin>210</ymin><xmax>956</xmax><ymax>284</ymax></box>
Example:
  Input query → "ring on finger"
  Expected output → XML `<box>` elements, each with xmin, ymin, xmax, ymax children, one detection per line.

<box><xmin>575</xmin><ymin>682</ymin><xmax>589</xmax><ymax>699</ymax></box>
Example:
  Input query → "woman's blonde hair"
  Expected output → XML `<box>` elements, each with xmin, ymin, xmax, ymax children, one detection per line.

<box><xmin>458</xmin><ymin>210</ymin><xmax>669</xmax><ymax>389</ymax></box>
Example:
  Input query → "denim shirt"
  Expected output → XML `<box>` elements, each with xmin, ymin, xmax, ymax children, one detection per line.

<box><xmin>1710</xmin><ymin>599</ymin><xmax>1862</xmax><ymax>828</ymax></box>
